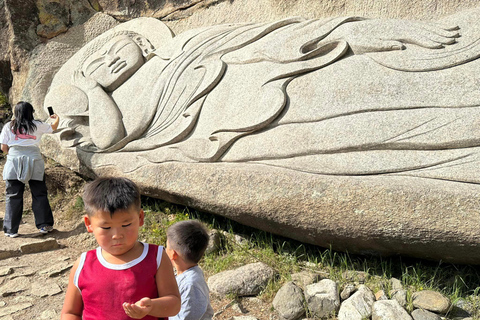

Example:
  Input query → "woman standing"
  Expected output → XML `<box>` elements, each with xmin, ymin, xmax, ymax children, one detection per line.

<box><xmin>1</xmin><ymin>101</ymin><xmax>59</xmax><ymax>238</ymax></box>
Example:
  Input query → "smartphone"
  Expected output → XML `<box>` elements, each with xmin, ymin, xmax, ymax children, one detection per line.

<box><xmin>47</xmin><ymin>106</ymin><xmax>54</xmax><ymax>116</ymax></box>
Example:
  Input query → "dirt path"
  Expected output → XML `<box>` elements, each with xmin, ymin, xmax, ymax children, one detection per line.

<box><xmin>0</xmin><ymin>224</ymin><xmax>97</xmax><ymax>319</ymax></box>
<box><xmin>0</xmin><ymin>157</ymin><xmax>97</xmax><ymax>319</ymax></box>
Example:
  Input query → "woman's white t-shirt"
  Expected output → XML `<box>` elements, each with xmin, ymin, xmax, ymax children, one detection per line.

<box><xmin>0</xmin><ymin>120</ymin><xmax>53</xmax><ymax>147</ymax></box>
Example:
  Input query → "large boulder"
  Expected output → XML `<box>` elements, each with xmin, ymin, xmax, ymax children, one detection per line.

<box><xmin>207</xmin><ymin>262</ymin><xmax>276</xmax><ymax>297</ymax></box>
<box><xmin>41</xmin><ymin>134</ymin><xmax>480</xmax><ymax>264</ymax></box>
<box><xmin>38</xmin><ymin>7</ymin><xmax>480</xmax><ymax>264</ymax></box>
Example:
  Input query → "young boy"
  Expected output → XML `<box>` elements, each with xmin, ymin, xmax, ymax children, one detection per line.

<box><xmin>61</xmin><ymin>177</ymin><xmax>181</xmax><ymax>320</ymax></box>
<box><xmin>166</xmin><ymin>220</ymin><xmax>214</xmax><ymax>320</ymax></box>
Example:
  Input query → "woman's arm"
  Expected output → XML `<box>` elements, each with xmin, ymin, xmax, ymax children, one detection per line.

<box><xmin>1</xmin><ymin>144</ymin><xmax>9</xmax><ymax>154</ymax></box>
<box><xmin>60</xmin><ymin>258</ymin><xmax>84</xmax><ymax>320</ymax></box>
<box><xmin>123</xmin><ymin>250</ymin><xmax>181</xmax><ymax>319</ymax></box>
<box><xmin>50</xmin><ymin>114</ymin><xmax>60</xmax><ymax>131</ymax></box>
<box><xmin>72</xmin><ymin>70</ymin><xmax>126</xmax><ymax>149</ymax></box>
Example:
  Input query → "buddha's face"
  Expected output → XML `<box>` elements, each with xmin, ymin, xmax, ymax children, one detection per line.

<box><xmin>82</xmin><ymin>35</ymin><xmax>145</xmax><ymax>91</ymax></box>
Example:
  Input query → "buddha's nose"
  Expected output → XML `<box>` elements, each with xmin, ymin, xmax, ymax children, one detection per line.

<box><xmin>106</xmin><ymin>55</ymin><xmax>120</xmax><ymax>67</ymax></box>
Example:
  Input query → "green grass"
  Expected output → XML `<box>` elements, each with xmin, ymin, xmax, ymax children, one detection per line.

<box><xmin>139</xmin><ymin>196</ymin><xmax>480</xmax><ymax>317</ymax></box>
<box><xmin>0</xmin><ymin>92</ymin><xmax>8</xmax><ymax>107</ymax></box>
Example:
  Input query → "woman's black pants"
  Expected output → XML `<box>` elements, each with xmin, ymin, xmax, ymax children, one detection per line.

<box><xmin>3</xmin><ymin>178</ymin><xmax>54</xmax><ymax>234</ymax></box>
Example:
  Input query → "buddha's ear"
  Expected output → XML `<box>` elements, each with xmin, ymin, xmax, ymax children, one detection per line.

<box><xmin>133</xmin><ymin>35</ymin><xmax>155</xmax><ymax>58</ymax></box>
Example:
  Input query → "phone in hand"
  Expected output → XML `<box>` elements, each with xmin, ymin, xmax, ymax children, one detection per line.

<box><xmin>47</xmin><ymin>106</ymin><xmax>54</xmax><ymax>116</ymax></box>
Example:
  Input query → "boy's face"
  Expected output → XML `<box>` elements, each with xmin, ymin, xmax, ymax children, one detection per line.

<box><xmin>84</xmin><ymin>205</ymin><xmax>144</xmax><ymax>257</ymax></box>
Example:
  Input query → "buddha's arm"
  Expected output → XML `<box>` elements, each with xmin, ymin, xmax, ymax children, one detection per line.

<box><xmin>72</xmin><ymin>71</ymin><xmax>126</xmax><ymax>149</ymax></box>
<box><xmin>324</xmin><ymin>19</ymin><xmax>460</xmax><ymax>55</ymax></box>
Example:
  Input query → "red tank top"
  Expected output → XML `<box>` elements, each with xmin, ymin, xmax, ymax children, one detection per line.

<box><xmin>75</xmin><ymin>243</ymin><xmax>165</xmax><ymax>320</ymax></box>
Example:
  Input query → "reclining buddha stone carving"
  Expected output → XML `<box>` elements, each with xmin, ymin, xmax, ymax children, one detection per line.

<box><xmin>45</xmin><ymin>8</ymin><xmax>480</xmax><ymax>183</ymax></box>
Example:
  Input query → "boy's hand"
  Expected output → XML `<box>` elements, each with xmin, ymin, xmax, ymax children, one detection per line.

<box><xmin>123</xmin><ymin>298</ymin><xmax>153</xmax><ymax>319</ymax></box>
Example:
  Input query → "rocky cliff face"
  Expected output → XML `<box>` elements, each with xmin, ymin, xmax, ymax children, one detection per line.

<box><xmin>0</xmin><ymin>0</ymin><xmax>95</xmax><ymax>101</ymax></box>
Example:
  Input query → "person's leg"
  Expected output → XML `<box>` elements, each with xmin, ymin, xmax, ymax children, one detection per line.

<box><xmin>4</xmin><ymin>179</ymin><xmax>25</xmax><ymax>234</ymax></box>
<box><xmin>29</xmin><ymin>178</ymin><xmax>54</xmax><ymax>230</ymax></box>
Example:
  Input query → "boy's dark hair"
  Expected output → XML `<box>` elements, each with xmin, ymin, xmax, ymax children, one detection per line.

<box><xmin>83</xmin><ymin>176</ymin><xmax>141</xmax><ymax>216</ymax></box>
<box><xmin>167</xmin><ymin>220</ymin><xmax>209</xmax><ymax>264</ymax></box>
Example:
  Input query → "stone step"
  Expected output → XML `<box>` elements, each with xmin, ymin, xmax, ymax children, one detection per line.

<box><xmin>0</xmin><ymin>223</ymin><xmax>59</xmax><ymax>260</ymax></box>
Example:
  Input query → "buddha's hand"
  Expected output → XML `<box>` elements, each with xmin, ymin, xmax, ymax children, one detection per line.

<box><xmin>331</xmin><ymin>19</ymin><xmax>460</xmax><ymax>54</ymax></box>
<box><xmin>72</xmin><ymin>70</ymin><xmax>99</xmax><ymax>92</ymax></box>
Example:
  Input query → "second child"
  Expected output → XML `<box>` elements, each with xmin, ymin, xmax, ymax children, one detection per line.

<box><xmin>166</xmin><ymin>220</ymin><xmax>214</xmax><ymax>320</ymax></box>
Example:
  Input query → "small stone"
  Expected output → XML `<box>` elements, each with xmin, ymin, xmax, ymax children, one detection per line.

<box><xmin>234</xmin><ymin>234</ymin><xmax>248</xmax><ymax>245</ymax></box>
<box><xmin>302</xmin><ymin>262</ymin><xmax>317</xmax><ymax>269</ymax></box>
<box><xmin>391</xmin><ymin>289</ymin><xmax>408</xmax><ymax>307</ymax></box>
<box><xmin>39</xmin><ymin>261</ymin><xmax>73</xmax><ymax>277</ymax></box>
<box><xmin>337</xmin><ymin>285</ymin><xmax>375</xmax><ymax>320</ymax></box>
<box><xmin>0</xmin><ymin>302</ymin><xmax>33</xmax><ymax>317</ymax></box>
<box><xmin>12</xmin><ymin>295</ymin><xmax>34</xmax><ymax>303</ymax></box>
<box><xmin>412</xmin><ymin>290</ymin><xmax>451</xmax><ymax>314</ymax></box>
<box><xmin>232</xmin><ymin>302</ymin><xmax>247</xmax><ymax>314</ymax></box>
<box><xmin>244</xmin><ymin>297</ymin><xmax>262</xmax><ymax>305</ymax></box>
<box><xmin>291</xmin><ymin>271</ymin><xmax>324</xmax><ymax>289</ymax></box>
<box><xmin>390</xmin><ymin>278</ymin><xmax>403</xmax><ymax>291</ymax></box>
<box><xmin>208</xmin><ymin>262</ymin><xmax>276</xmax><ymax>297</ymax></box>
<box><xmin>341</xmin><ymin>270</ymin><xmax>368</xmax><ymax>283</ymax></box>
<box><xmin>375</xmin><ymin>290</ymin><xmax>388</xmax><ymax>301</ymax></box>
<box><xmin>205</xmin><ymin>229</ymin><xmax>221</xmax><ymax>255</ymax></box>
<box><xmin>340</xmin><ymin>283</ymin><xmax>356</xmax><ymax>300</ymax></box>
<box><xmin>273</xmin><ymin>281</ymin><xmax>305</xmax><ymax>320</ymax></box>
<box><xmin>0</xmin><ymin>277</ymin><xmax>30</xmax><ymax>297</ymax></box>
<box><xmin>40</xmin><ymin>309</ymin><xmax>58</xmax><ymax>319</ymax></box>
<box><xmin>0</xmin><ymin>301</ymin><xmax>6</xmax><ymax>307</ymax></box>
<box><xmin>232</xmin><ymin>316</ymin><xmax>259</xmax><ymax>320</ymax></box>
<box><xmin>411</xmin><ymin>308</ymin><xmax>442</xmax><ymax>320</ymax></box>
<box><xmin>57</xmin><ymin>256</ymin><xmax>71</xmax><ymax>261</ymax></box>
<box><xmin>9</xmin><ymin>267</ymin><xmax>36</xmax><ymax>279</ymax></box>
<box><xmin>449</xmin><ymin>298</ymin><xmax>473</xmax><ymax>317</ymax></box>
<box><xmin>31</xmin><ymin>281</ymin><xmax>62</xmax><ymax>297</ymax></box>
<box><xmin>372</xmin><ymin>300</ymin><xmax>412</xmax><ymax>320</ymax></box>
<box><xmin>305</xmin><ymin>279</ymin><xmax>340</xmax><ymax>318</ymax></box>
<box><xmin>20</xmin><ymin>238</ymin><xmax>59</xmax><ymax>254</ymax></box>
<box><xmin>0</xmin><ymin>250</ymin><xmax>17</xmax><ymax>260</ymax></box>
<box><xmin>0</xmin><ymin>268</ymin><xmax>13</xmax><ymax>277</ymax></box>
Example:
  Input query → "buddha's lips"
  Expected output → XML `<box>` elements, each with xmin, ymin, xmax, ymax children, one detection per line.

<box><xmin>111</xmin><ymin>61</ymin><xmax>127</xmax><ymax>73</ymax></box>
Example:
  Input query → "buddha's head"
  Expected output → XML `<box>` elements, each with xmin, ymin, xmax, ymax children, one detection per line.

<box><xmin>78</xmin><ymin>31</ymin><xmax>155</xmax><ymax>91</ymax></box>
